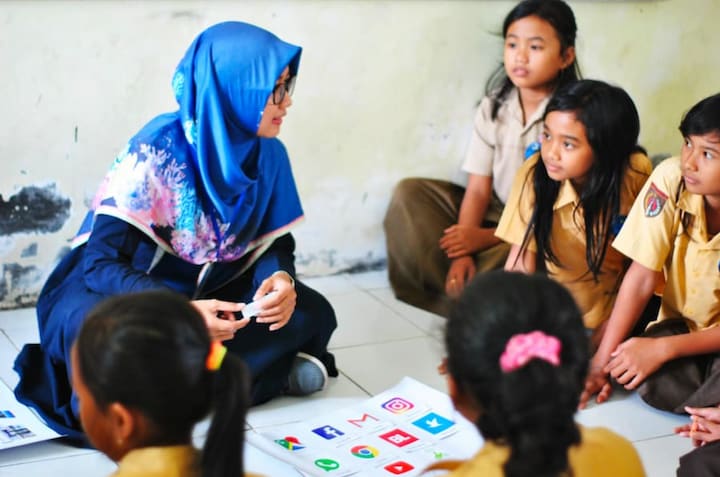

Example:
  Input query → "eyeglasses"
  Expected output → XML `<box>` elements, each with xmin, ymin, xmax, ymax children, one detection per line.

<box><xmin>271</xmin><ymin>76</ymin><xmax>296</xmax><ymax>105</ymax></box>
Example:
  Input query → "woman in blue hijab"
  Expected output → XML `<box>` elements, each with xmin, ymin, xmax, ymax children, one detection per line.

<box><xmin>14</xmin><ymin>21</ymin><xmax>338</xmax><ymax>441</ymax></box>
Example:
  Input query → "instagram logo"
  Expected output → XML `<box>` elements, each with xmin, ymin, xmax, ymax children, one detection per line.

<box><xmin>382</xmin><ymin>397</ymin><xmax>414</xmax><ymax>414</ymax></box>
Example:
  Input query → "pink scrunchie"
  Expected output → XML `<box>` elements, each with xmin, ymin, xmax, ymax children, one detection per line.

<box><xmin>499</xmin><ymin>331</ymin><xmax>562</xmax><ymax>373</ymax></box>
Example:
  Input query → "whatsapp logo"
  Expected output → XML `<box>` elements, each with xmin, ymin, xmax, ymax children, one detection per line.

<box><xmin>315</xmin><ymin>458</ymin><xmax>340</xmax><ymax>472</ymax></box>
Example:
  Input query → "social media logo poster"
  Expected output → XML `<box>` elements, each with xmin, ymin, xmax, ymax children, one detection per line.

<box><xmin>412</xmin><ymin>412</ymin><xmax>455</xmax><ymax>435</ymax></box>
<box><xmin>350</xmin><ymin>444</ymin><xmax>379</xmax><ymax>459</ymax></box>
<box><xmin>379</xmin><ymin>428</ymin><xmax>418</xmax><ymax>448</ymax></box>
<box><xmin>312</xmin><ymin>425</ymin><xmax>345</xmax><ymax>440</ymax></box>
<box><xmin>274</xmin><ymin>435</ymin><xmax>305</xmax><ymax>451</ymax></box>
<box><xmin>384</xmin><ymin>461</ymin><xmax>415</xmax><ymax>475</ymax></box>
<box><xmin>381</xmin><ymin>397</ymin><xmax>414</xmax><ymax>414</ymax></box>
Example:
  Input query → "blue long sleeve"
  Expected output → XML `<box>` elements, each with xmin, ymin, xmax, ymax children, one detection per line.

<box><xmin>82</xmin><ymin>215</ymin><xmax>168</xmax><ymax>294</ymax></box>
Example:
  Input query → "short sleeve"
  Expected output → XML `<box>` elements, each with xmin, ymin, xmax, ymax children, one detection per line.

<box><xmin>461</xmin><ymin>96</ymin><xmax>495</xmax><ymax>177</ymax></box>
<box><xmin>613</xmin><ymin>157</ymin><xmax>682</xmax><ymax>271</ymax></box>
<box><xmin>495</xmin><ymin>155</ymin><xmax>538</xmax><ymax>252</ymax></box>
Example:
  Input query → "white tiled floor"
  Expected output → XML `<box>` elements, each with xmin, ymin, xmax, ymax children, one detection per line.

<box><xmin>0</xmin><ymin>270</ymin><xmax>697</xmax><ymax>476</ymax></box>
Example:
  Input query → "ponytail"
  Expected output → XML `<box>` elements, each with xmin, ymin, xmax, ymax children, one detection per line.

<box><xmin>501</xmin><ymin>361</ymin><xmax>580</xmax><ymax>477</ymax></box>
<box><xmin>202</xmin><ymin>352</ymin><xmax>250</xmax><ymax>477</ymax></box>
<box><xmin>446</xmin><ymin>272</ymin><xmax>589</xmax><ymax>477</ymax></box>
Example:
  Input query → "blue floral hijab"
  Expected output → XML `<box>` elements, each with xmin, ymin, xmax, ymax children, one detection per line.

<box><xmin>74</xmin><ymin>22</ymin><xmax>304</xmax><ymax>264</ymax></box>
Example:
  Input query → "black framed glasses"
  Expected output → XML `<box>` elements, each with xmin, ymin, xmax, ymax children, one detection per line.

<box><xmin>271</xmin><ymin>76</ymin><xmax>296</xmax><ymax>105</ymax></box>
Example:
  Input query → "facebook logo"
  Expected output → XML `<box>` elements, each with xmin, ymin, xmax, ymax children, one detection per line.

<box><xmin>312</xmin><ymin>425</ymin><xmax>345</xmax><ymax>440</ymax></box>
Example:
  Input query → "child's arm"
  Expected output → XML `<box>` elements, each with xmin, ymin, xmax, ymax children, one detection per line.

<box><xmin>440</xmin><ymin>174</ymin><xmax>501</xmax><ymax>258</ymax></box>
<box><xmin>580</xmin><ymin>260</ymin><xmax>660</xmax><ymax>408</ymax></box>
<box><xmin>609</xmin><ymin>325</ymin><xmax>720</xmax><ymax>392</ymax></box>
<box><xmin>442</xmin><ymin>174</ymin><xmax>501</xmax><ymax>296</ymax></box>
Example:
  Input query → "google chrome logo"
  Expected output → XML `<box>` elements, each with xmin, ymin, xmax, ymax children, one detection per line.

<box><xmin>351</xmin><ymin>444</ymin><xmax>379</xmax><ymax>459</ymax></box>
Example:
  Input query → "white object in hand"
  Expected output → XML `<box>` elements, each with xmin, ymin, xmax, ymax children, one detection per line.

<box><xmin>242</xmin><ymin>291</ymin><xmax>278</xmax><ymax>319</ymax></box>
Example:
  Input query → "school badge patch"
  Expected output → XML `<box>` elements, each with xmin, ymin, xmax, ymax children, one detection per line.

<box><xmin>644</xmin><ymin>182</ymin><xmax>668</xmax><ymax>217</ymax></box>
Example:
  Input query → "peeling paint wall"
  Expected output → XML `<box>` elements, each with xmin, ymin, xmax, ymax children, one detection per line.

<box><xmin>2</xmin><ymin>0</ymin><xmax>719</xmax><ymax>308</ymax></box>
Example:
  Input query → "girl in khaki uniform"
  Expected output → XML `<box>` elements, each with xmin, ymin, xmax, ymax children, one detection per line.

<box><xmin>383</xmin><ymin>0</ymin><xmax>581</xmax><ymax>317</ymax></box>
<box><xmin>496</xmin><ymin>80</ymin><xmax>652</xmax><ymax>343</ymax></box>
<box><xmin>431</xmin><ymin>271</ymin><xmax>644</xmax><ymax>476</ymax></box>
<box><xmin>582</xmin><ymin>93</ymin><xmax>720</xmax><ymax>418</ymax></box>
<box><xmin>72</xmin><ymin>291</ymin><xmax>258</xmax><ymax>477</ymax></box>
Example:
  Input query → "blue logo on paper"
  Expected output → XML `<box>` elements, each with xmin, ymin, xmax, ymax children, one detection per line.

<box><xmin>312</xmin><ymin>425</ymin><xmax>345</xmax><ymax>440</ymax></box>
<box><xmin>412</xmin><ymin>412</ymin><xmax>454</xmax><ymax>434</ymax></box>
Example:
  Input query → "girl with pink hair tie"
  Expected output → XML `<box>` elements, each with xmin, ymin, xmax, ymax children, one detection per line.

<box><xmin>432</xmin><ymin>271</ymin><xmax>645</xmax><ymax>476</ymax></box>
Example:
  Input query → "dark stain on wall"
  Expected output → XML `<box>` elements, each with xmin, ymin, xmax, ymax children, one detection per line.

<box><xmin>20</xmin><ymin>243</ymin><xmax>38</xmax><ymax>258</ymax></box>
<box><xmin>0</xmin><ymin>263</ymin><xmax>44</xmax><ymax>309</ymax></box>
<box><xmin>0</xmin><ymin>184</ymin><xmax>71</xmax><ymax>235</ymax></box>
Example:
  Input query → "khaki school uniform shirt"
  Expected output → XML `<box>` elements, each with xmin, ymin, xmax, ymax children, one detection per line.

<box><xmin>613</xmin><ymin>157</ymin><xmax>720</xmax><ymax>331</ymax></box>
<box><xmin>461</xmin><ymin>88</ymin><xmax>550</xmax><ymax>204</ymax></box>
<box><xmin>111</xmin><ymin>445</ymin><xmax>263</xmax><ymax>477</ymax></box>
<box><xmin>495</xmin><ymin>152</ymin><xmax>652</xmax><ymax>329</ymax></box>
<box><xmin>431</xmin><ymin>426</ymin><xmax>645</xmax><ymax>477</ymax></box>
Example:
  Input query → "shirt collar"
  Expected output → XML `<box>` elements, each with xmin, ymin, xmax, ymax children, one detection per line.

<box><xmin>508</xmin><ymin>88</ymin><xmax>552</xmax><ymax>135</ymax></box>
<box><xmin>554</xmin><ymin>178</ymin><xmax>580</xmax><ymax>210</ymax></box>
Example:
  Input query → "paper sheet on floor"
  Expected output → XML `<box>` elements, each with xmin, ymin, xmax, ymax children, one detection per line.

<box><xmin>246</xmin><ymin>376</ymin><xmax>483</xmax><ymax>476</ymax></box>
<box><xmin>0</xmin><ymin>378</ymin><xmax>61</xmax><ymax>449</ymax></box>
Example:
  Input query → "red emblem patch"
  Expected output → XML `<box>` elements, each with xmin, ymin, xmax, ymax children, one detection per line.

<box><xmin>643</xmin><ymin>182</ymin><xmax>668</xmax><ymax>217</ymax></box>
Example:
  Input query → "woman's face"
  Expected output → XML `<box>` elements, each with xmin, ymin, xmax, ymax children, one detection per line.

<box><xmin>257</xmin><ymin>66</ymin><xmax>293</xmax><ymax>138</ymax></box>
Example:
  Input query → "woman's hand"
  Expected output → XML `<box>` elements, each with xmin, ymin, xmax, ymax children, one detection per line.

<box><xmin>445</xmin><ymin>256</ymin><xmax>476</xmax><ymax>298</ymax></box>
<box><xmin>191</xmin><ymin>299</ymin><xmax>249</xmax><ymax>341</ymax></box>
<box><xmin>252</xmin><ymin>271</ymin><xmax>297</xmax><ymax>331</ymax></box>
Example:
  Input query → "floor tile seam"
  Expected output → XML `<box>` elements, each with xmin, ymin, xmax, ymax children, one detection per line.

<box><xmin>338</xmin><ymin>287</ymin><xmax>437</xmax><ymax>341</ymax></box>
<box><xmin>0</xmin><ymin>450</ymin><xmax>98</xmax><ymax>468</ymax></box>
<box><xmin>630</xmin><ymin>432</ymin><xmax>684</xmax><ymax>443</ymax></box>
<box><xmin>328</xmin><ymin>335</ymin><xmax>438</xmax><ymax>351</ymax></box>
<box><xmin>0</xmin><ymin>329</ymin><xmax>21</xmax><ymax>352</ymax></box>
<box><xmin>364</xmin><ymin>289</ymin><xmax>446</xmax><ymax>338</ymax></box>
<box><xmin>338</xmin><ymin>369</ymin><xmax>373</xmax><ymax>397</ymax></box>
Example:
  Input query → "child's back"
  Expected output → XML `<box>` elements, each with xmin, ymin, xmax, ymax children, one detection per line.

<box><xmin>438</xmin><ymin>271</ymin><xmax>645</xmax><ymax>477</ymax></box>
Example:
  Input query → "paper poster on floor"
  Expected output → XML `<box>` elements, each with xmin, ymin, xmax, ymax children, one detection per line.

<box><xmin>246</xmin><ymin>377</ymin><xmax>483</xmax><ymax>476</ymax></box>
<box><xmin>0</xmin><ymin>379</ymin><xmax>61</xmax><ymax>449</ymax></box>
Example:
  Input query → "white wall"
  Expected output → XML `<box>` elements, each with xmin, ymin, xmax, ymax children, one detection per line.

<box><xmin>1</xmin><ymin>0</ymin><xmax>718</xmax><ymax>308</ymax></box>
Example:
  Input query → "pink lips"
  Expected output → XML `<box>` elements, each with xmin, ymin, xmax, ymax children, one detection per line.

<box><xmin>684</xmin><ymin>175</ymin><xmax>699</xmax><ymax>186</ymax></box>
<box><xmin>512</xmin><ymin>67</ymin><xmax>529</xmax><ymax>77</ymax></box>
<box><xmin>545</xmin><ymin>163</ymin><xmax>561</xmax><ymax>175</ymax></box>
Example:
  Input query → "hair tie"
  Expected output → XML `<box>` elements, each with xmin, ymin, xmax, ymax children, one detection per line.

<box><xmin>206</xmin><ymin>341</ymin><xmax>227</xmax><ymax>371</ymax></box>
<box><xmin>499</xmin><ymin>331</ymin><xmax>561</xmax><ymax>373</ymax></box>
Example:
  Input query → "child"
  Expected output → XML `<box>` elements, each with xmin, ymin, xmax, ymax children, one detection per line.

<box><xmin>383</xmin><ymin>0</ymin><xmax>580</xmax><ymax>317</ymax></box>
<box><xmin>71</xmin><ymin>289</ymin><xmax>259</xmax><ymax>477</ymax></box>
<box><xmin>436</xmin><ymin>271</ymin><xmax>644</xmax><ymax>476</ymax></box>
<box><xmin>496</xmin><ymin>79</ymin><xmax>652</xmax><ymax>340</ymax></box>
<box><xmin>581</xmin><ymin>93</ymin><xmax>720</xmax><ymax>413</ymax></box>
